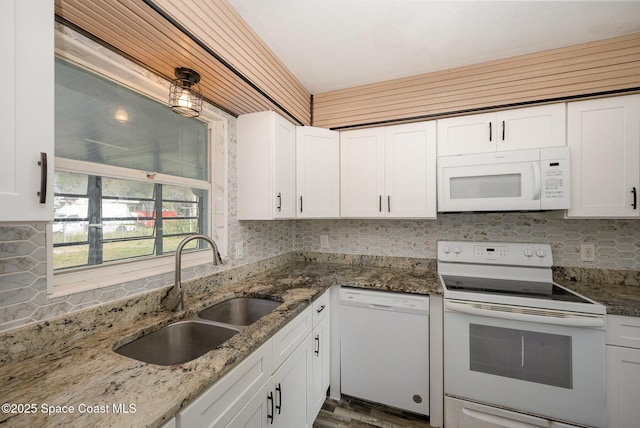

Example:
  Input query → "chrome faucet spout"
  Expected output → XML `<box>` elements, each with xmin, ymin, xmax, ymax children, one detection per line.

<box><xmin>166</xmin><ymin>234</ymin><xmax>222</xmax><ymax>311</ymax></box>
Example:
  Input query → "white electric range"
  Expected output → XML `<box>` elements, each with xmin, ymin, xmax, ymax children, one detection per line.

<box><xmin>439</xmin><ymin>241</ymin><xmax>606</xmax><ymax>428</ymax></box>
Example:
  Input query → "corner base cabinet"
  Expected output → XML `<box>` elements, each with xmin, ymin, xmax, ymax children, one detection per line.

<box><xmin>174</xmin><ymin>297</ymin><xmax>331</xmax><ymax>428</ymax></box>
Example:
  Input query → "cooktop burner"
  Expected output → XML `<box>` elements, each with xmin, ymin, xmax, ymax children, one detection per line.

<box><xmin>441</xmin><ymin>274</ymin><xmax>592</xmax><ymax>304</ymax></box>
<box><xmin>437</xmin><ymin>241</ymin><xmax>606</xmax><ymax>314</ymax></box>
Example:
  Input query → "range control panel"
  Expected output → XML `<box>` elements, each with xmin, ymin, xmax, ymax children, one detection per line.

<box><xmin>437</xmin><ymin>241</ymin><xmax>553</xmax><ymax>267</ymax></box>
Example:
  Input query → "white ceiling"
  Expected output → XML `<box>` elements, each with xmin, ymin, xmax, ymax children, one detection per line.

<box><xmin>228</xmin><ymin>0</ymin><xmax>640</xmax><ymax>94</ymax></box>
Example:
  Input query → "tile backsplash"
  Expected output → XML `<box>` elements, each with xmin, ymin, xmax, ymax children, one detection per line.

<box><xmin>3</xmin><ymin>212</ymin><xmax>639</xmax><ymax>333</ymax></box>
<box><xmin>294</xmin><ymin>212</ymin><xmax>640</xmax><ymax>270</ymax></box>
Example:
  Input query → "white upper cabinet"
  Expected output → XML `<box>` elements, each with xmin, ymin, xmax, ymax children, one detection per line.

<box><xmin>384</xmin><ymin>122</ymin><xmax>437</xmax><ymax>218</ymax></box>
<box><xmin>566</xmin><ymin>94</ymin><xmax>640</xmax><ymax>218</ymax></box>
<box><xmin>296</xmin><ymin>127</ymin><xmax>340</xmax><ymax>218</ymax></box>
<box><xmin>340</xmin><ymin>127</ymin><xmax>386</xmax><ymax>218</ymax></box>
<box><xmin>341</xmin><ymin>121</ymin><xmax>437</xmax><ymax>218</ymax></box>
<box><xmin>0</xmin><ymin>0</ymin><xmax>54</xmax><ymax>222</ymax></box>
<box><xmin>237</xmin><ymin>111</ymin><xmax>296</xmax><ymax>220</ymax></box>
<box><xmin>437</xmin><ymin>103</ymin><xmax>566</xmax><ymax>156</ymax></box>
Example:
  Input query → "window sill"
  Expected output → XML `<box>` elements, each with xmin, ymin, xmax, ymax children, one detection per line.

<box><xmin>50</xmin><ymin>250</ymin><xmax>216</xmax><ymax>298</ymax></box>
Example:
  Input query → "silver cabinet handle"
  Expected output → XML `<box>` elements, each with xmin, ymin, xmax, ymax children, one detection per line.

<box><xmin>315</xmin><ymin>334</ymin><xmax>320</xmax><ymax>356</ymax></box>
<box><xmin>276</xmin><ymin>192</ymin><xmax>282</xmax><ymax>212</ymax></box>
<box><xmin>387</xmin><ymin>195</ymin><xmax>391</xmax><ymax>213</ymax></box>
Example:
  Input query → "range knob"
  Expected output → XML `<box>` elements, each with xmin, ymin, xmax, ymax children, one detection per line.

<box><xmin>523</xmin><ymin>248</ymin><xmax>534</xmax><ymax>257</ymax></box>
<box><xmin>452</xmin><ymin>246</ymin><xmax>461</xmax><ymax>254</ymax></box>
<box><xmin>536</xmin><ymin>249</ymin><xmax>546</xmax><ymax>258</ymax></box>
<box><xmin>442</xmin><ymin>246</ymin><xmax>450</xmax><ymax>254</ymax></box>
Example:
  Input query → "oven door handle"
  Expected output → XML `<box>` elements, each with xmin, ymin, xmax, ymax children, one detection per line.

<box><xmin>445</xmin><ymin>300</ymin><xmax>605</xmax><ymax>328</ymax></box>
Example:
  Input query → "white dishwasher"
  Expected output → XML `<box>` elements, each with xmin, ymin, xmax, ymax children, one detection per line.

<box><xmin>340</xmin><ymin>287</ymin><xmax>429</xmax><ymax>416</ymax></box>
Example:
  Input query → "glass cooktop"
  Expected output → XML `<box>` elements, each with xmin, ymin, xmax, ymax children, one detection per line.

<box><xmin>441</xmin><ymin>274</ymin><xmax>593</xmax><ymax>304</ymax></box>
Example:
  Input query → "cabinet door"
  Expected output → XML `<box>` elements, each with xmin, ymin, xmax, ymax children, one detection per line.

<box><xmin>340</xmin><ymin>128</ymin><xmax>385</xmax><ymax>217</ymax></box>
<box><xmin>384</xmin><ymin>122</ymin><xmax>437</xmax><ymax>218</ymax></box>
<box><xmin>272</xmin><ymin>339</ymin><xmax>310</xmax><ymax>428</ymax></box>
<box><xmin>273</xmin><ymin>114</ymin><xmax>296</xmax><ymax>219</ymax></box>
<box><xmin>567</xmin><ymin>95</ymin><xmax>640</xmax><ymax>218</ymax></box>
<box><xmin>237</xmin><ymin>111</ymin><xmax>295</xmax><ymax>220</ymax></box>
<box><xmin>607</xmin><ymin>345</ymin><xmax>640</xmax><ymax>428</ymax></box>
<box><xmin>496</xmin><ymin>103</ymin><xmax>566</xmax><ymax>151</ymax></box>
<box><xmin>0</xmin><ymin>0</ymin><xmax>54</xmax><ymax>221</ymax></box>
<box><xmin>308</xmin><ymin>313</ymin><xmax>330</xmax><ymax>425</ymax></box>
<box><xmin>227</xmin><ymin>381</ymin><xmax>271</xmax><ymax>428</ymax></box>
<box><xmin>177</xmin><ymin>340</ymin><xmax>272</xmax><ymax>428</ymax></box>
<box><xmin>436</xmin><ymin>113</ymin><xmax>496</xmax><ymax>156</ymax></box>
<box><xmin>296</xmin><ymin>127</ymin><xmax>340</xmax><ymax>218</ymax></box>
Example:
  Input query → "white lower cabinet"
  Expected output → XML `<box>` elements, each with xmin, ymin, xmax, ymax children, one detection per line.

<box><xmin>308</xmin><ymin>291</ymin><xmax>331</xmax><ymax>425</ymax></box>
<box><xmin>606</xmin><ymin>315</ymin><xmax>640</xmax><ymax>428</ymax></box>
<box><xmin>176</xmin><ymin>339</ymin><xmax>273</xmax><ymax>427</ymax></box>
<box><xmin>229</xmin><ymin>338</ymin><xmax>310</xmax><ymax>428</ymax></box>
<box><xmin>175</xmin><ymin>305</ymin><xmax>319</xmax><ymax>428</ymax></box>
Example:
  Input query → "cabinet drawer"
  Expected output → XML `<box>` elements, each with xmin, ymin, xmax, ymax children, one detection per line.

<box><xmin>607</xmin><ymin>315</ymin><xmax>640</xmax><ymax>348</ymax></box>
<box><xmin>176</xmin><ymin>339</ymin><xmax>273</xmax><ymax>428</ymax></box>
<box><xmin>272</xmin><ymin>306</ymin><xmax>312</xmax><ymax>372</ymax></box>
<box><xmin>312</xmin><ymin>290</ymin><xmax>330</xmax><ymax>326</ymax></box>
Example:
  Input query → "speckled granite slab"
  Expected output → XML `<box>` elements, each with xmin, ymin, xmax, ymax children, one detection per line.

<box><xmin>553</xmin><ymin>266</ymin><xmax>640</xmax><ymax>317</ymax></box>
<box><xmin>1</xmin><ymin>252</ymin><xmax>639</xmax><ymax>428</ymax></box>
<box><xmin>0</xmin><ymin>259</ymin><xmax>441</xmax><ymax>428</ymax></box>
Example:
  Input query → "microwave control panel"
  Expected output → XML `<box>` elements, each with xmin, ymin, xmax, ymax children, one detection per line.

<box><xmin>540</xmin><ymin>146</ymin><xmax>570</xmax><ymax>210</ymax></box>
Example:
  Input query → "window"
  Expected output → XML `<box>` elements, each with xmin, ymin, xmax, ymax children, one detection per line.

<box><xmin>53</xmin><ymin>172</ymin><xmax>207</xmax><ymax>270</ymax></box>
<box><xmin>53</xmin><ymin>57</ymin><xmax>221</xmax><ymax>279</ymax></box>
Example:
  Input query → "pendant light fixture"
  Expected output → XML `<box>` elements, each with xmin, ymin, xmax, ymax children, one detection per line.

<box><xmin>169</xmin><ymin>67</ymin><xmax>202</xmax><ymax>117</ymax></box>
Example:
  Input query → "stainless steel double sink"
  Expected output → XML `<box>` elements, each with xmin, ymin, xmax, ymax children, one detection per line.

<box><xmin>115</xmin><ymin>297</ymin><xmax>281</xmax><ymax>366</ymax></box>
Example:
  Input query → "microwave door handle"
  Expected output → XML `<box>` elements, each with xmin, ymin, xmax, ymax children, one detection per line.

<box><xmin>532</xmin><ymin>162</ymin><xmax>541</xmax><ymax>200</ymax></box>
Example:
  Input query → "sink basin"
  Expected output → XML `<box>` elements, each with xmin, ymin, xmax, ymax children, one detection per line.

<box><xmin>115</xmin><ymin>320</ymin><xmax>240</xmax><ymax>366</ymax></box>
<box><xmin>198</xmin><ymin>297</ymin><xmax>281</xmax><ymax>326</ymax></box>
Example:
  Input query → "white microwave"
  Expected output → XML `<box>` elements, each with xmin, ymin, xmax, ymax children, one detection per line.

<box><xmin>437</xmin><ymin>146</ymin><xmax>570</xmax><ymax>212</ymax></box>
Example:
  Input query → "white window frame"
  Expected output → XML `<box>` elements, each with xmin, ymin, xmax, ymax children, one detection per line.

<box><xmin>49</xmin><ymin>27</ymin><xmax>228</xmax><ymax>297</ymax></box>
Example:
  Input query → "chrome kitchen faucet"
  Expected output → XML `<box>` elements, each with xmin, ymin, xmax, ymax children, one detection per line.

<box><xmin>166</xmin><ymin>234</ymin><xmax>222</xmax><ymax>311</ymax></box>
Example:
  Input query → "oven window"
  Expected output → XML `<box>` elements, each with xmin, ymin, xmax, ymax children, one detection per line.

<box><xmin>450</xmin><ymin>174</ymin><xmax>521</xmax><ymax>199</ymax></box>
<box><xmin>469</xmin><ymin>324</ymin><xmax>572</xmax><ymax>389</ymax></box>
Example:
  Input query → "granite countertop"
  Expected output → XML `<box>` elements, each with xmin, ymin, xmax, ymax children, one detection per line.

<box><xmin>0</xmin><ymin>261</ymin><xmax>442</xmax><ymax>428</ymax></box>
<box><xmin>558</xmin><ymin>280</ymin><xmax>640</xmax><ymax>317</ymax></box>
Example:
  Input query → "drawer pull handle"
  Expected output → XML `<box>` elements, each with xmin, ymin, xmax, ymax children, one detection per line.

<box><xmin>277</xmin><ymin>192</ymin><xmax>282</xmax><ymax>212</ymax></box>
<box><xmin>267</xmin><ymin>391</ymin><xmax>274</xmax><ymax>424</ymax></box>
<box><xmin>37</xmin><ymin>152</ymin><xmax>47</xmax><ymax>204</ymax></box>
<box><xmin>632</xmin><ymin>187</ymin><xmax>637</xmax><ymax>210</ymax></box>
<box><xmin>275</xmin><ymin>383</ymin><xmax>282</xmax><ymax>414</ymax></box>
<box><xmin>316</xmin><ymin>304</ymin><xmax>326</xmax><ymax>314</ymax></box>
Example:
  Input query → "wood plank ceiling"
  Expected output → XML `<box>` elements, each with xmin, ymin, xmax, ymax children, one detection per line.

<box><xmin>55</xmin><ymin>1</ymin><xmax>640</xmax><ymax>130</ymax></box>
<box><xmin>54</xmin><ymin>0</ymin><xmax>312</xmax><ymax>126</ymax></box>
<box><xmin>314</xmin><ymin>33</ymin><xmax>640</xmax><ymax>129</ymax></box>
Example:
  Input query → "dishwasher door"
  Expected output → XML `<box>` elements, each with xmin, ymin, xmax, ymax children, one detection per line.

<box><xmin>340</xmin><ymin>287</ymin><xmax>430</xmax><ymax>416</ymax></box>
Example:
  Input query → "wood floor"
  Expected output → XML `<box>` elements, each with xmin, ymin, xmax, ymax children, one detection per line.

<box><xmin>313</xmin><ymin>397</ymin><xmax>435</xmax><ymax>428</ymax></box>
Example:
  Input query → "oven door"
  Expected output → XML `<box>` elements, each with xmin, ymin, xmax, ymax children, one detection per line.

<box><xmin>444</xmin><ymin>299</ymin><xmax>606</xmax><ymax>427</ymax></box>
<box><xmin>438</xmin><ymin>149</ymin><xmax>541</xmax><ymax>212</ymax></box>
